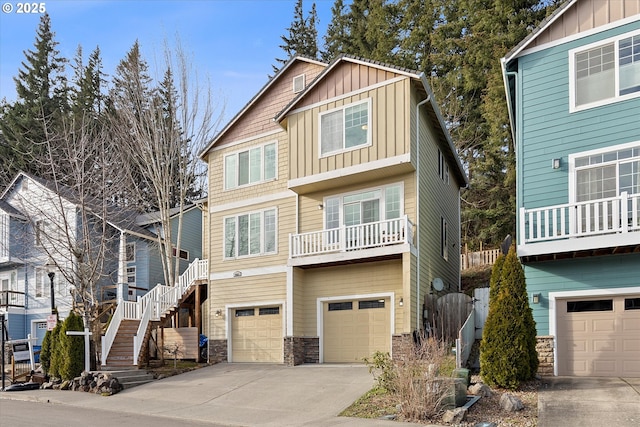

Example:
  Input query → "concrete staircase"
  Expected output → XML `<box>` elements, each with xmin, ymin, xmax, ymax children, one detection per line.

<box><xmin>104</xmin><ymin>320</ymin><xmax>139</xmax><ymax>368</ymax></box>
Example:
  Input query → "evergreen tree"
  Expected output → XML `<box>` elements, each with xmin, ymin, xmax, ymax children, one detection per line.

<box><xmin>395</xmin><ymin>0</ymin><xmax>437</xmax><ymax>71</ymax></box>
<box><xmin>274</xmin><ymin>0</ymin><xmax>320</xmax><ymax>74</ymax></box>
<box><xmin>480</xmin><ymin>246</ymin><xmax>538</xmax><ymax>389</ymax></box>
<box><xmin>39</xmin><ymin>325</ymin><xmax>53</xmax><ymax>375</ymax></box>
<box><xmin>488</xmin><ymin>253</ymin><xmax>505</xmax><ymax>305</ymax></box>
<box><xmin>322</xmin><ymin>0</ymin><xmax>349</xmax><ymax>61</ymax></box>
<box><xmin>48</xmin><ymin>321</ymin><xmax>63</xmax><ymax>378</ymax></box>
<box><xmin>0</xmin><ymin>13</ymin><xmax>68</xmax><ymax>188</ymax></box>
<box><xmin>60</xmin><ymin>311</ymin><xmax>85</xmax><ymax>380</ymax></box>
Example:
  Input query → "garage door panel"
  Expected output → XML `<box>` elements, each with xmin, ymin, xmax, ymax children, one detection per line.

<box><xmin>557</xmin><ymin>294</ymin><xmax>640</xmax><ymax>377</ymax></box>
<box><xmin>232</xmin><ymin>307</ymin><xmax>283</xmax><ymax>363</ymax></box>
<box><xmin>324</xmin><ymin>298</ymin><xmax>390</xmax><ymax>363</ymax></box>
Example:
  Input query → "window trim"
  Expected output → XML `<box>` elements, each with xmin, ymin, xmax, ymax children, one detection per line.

<box><xmin>568</xmin><ymin>140</ymin><xmax>640</xmax><ymax>203</ymax></box>
<box><xmin>125</xmin><ymin>242</ymin><xmax>136</xmax><ymax>263</ymax></box>
<box><xmin>293</xmin><ymin>74</ymin><xmax>305</xmax><ymax>93</ymax></box>
<box><xmin>126</xmin><ymin>266</ymin><xmax>136</xmax><ymax>288</ymax></box>
<box><xmin>172</xmin><ymin>247</ymin><xmax>189</xmax><ymax>260</ymax></box>
<box><xmin>569</xmin><ymin>28</ymin><xmax>640</xmax><ymax>113</ymax></box>
<box><xmin>0</xmin><ymin>213</ymin><xmax>8</xmax><ymax>258</ymax></box>
<box><xmin>223</xmin><ymin>207</ymin><xmax>278</xmax><ymax>260</ymax></box>
<box><xmin>441</xmin><ymin>216</ymin><xmax>448</xmax><ymax>261</ymax></box>
<box><xmin>318</xmin><ymin>98</ymin><xmax>372</xmax><ymax>158</ymax></box>
<box><xmin>223</xmin><ymin>141</ymin><xmax>278</xmax><ymax>190</ymax></box>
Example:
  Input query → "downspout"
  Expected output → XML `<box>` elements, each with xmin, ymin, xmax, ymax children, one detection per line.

<box><xmin>416</xmin><ymin>95</ymin><xmax>430</xmax><ymax>332</ymax></box>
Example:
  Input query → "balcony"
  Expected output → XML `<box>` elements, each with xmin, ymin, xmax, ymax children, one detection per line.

<box><xmin>518</xmin><ymin>192</ymin><xmax>640</xmax><ymax>261</ymax></box>
<box><xmin>0</xmin><ymin>290</ymin><xmax>26</xmax><ymax>308</ymax></box>
<box><xmin>289</xmin><ymin>216</ymin><xmax>414</xmax><ymax>267</ymax></box>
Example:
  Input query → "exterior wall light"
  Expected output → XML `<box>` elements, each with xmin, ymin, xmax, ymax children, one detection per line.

<box><xmin>532</xmin><ymin>293</ymin><xmax>541</xmax><ymax>304</ymax></box>
<box><xmin>552</xmin><ymin>158</ymin><xmax>561</xmax><ymax>169</ymax></box>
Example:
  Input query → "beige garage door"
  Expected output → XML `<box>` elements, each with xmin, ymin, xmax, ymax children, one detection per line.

<box><xmin>231</xmin><ymin>306</ymin><xmax>283</xmax><ymax>363</ymax></box>
<box><xmin>557</xmin><ymin>295</ymin><xmax>640</xmax><ymax>377</ymax></box>
<box><xmin>323</xmin><ymin>298</ymin><xmax>391</xmax><ymax>363</ymax></box>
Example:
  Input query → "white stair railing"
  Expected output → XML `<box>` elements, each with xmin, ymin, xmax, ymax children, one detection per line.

<box><xmin>102</xmin><ymin>258</ymin><xmax>209</xmax><ymax>366</ymax></box>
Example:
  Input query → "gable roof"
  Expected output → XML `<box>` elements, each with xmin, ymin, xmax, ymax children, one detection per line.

<box><xmin>504</xmin><ymin>0</ymin><xmax>577</xmax><ymax>63</ymax></box>
<box><xmin>1</xmin><ymin>172</ymin><xmax>156</xmax><ymax>240</ymax></box>
<box><xmin>198</xmin><ymin>56</ymin><xmax>326</xmax><ymax>159</ymax></box>
<box><xmin>275</xmin><ymin>54</ymin><xmax>468</xmax><ymax>187</ymax></box>
<box><xmin>0</xmin><ymin>199</ymin><xmax>26</xmax><ymax>219</ymax></box>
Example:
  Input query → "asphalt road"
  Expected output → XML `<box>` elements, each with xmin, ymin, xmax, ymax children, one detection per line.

<box><xmin>0</xmin><ymin>399</ymin><xmax>230</xmax><ymax>427</ymax></box>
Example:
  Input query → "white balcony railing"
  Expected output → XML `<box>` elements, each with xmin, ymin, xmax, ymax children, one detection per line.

<box><xmin>290</xmin><ymin>216</ymin><xmax>414</xmax><ymax>258</ymax></box>
<box><xmin>519</xmin><ymin>192</ymin><xmax>640</xmax><ymax>247</ymax></box>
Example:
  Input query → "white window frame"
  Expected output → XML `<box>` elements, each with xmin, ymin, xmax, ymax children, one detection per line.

<box><xmin>438</xmin><ymin>149</ymin><xmax>450</xmax><ymax>184</ymax></box>
<box><xmin>34</xmin><ymin>268</ymin><xmax>49</xmax><ymax>299</ymax></box>
<box><xmin>319</xmin><ymin>98</ymin><xmax>372</xmax><ymax>158</ymax></box>
<box><xmin>223</xmin><ymin>208</ymin><xmax>278</xmax><ymax>260</ymax></box>
<box><xmin>224</xmin><ymin>141</ymin><xmax>277</xmax><ymax>190</ymax></box>
<box><xmin>569</xmin><ymin>28</ymin><xmax>640</xmax><ymax>113</ymax></box>
<box><xmin>126</xmin><ymin>266</ymin><xmax>136</xmax><ymax>287</ymax></box>
<box><xmin>568</xmin><ymin>140</ymin><xmax>640</xmax><ymax>203</ymax></box>
<box><xmin>293</xmin><ymin>73</ymin><xmax>305</xmax><ymax>93</ymax></box>
<box><xmin>441</xmin><ymin>217</ymin><xmax>448</xmax><ymax>261</ymax></box>
<box><xmin>125</xmin><ymin>242</ymin><xmax>136</xmax><ymax>263</ymax></box>
<box><xmin>172</xmin><ymin>247</ymin><xmax>189</xmax><ymax>260</ymax></box>
<box><xmin>323</xmin><ymin>182</ymin><xmax>404</xmax><ymax>229</ymax></box>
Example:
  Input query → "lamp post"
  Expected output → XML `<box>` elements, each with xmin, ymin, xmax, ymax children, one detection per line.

<box><xmin>45</xmin><ymin>258</ymin><xmax>56</xmax><ymax>315</ymax></box>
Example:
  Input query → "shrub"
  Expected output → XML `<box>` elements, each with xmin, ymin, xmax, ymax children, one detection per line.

<box><xmin>60</xmin><ymin>311</ymin><xmax>85</xmax><ymax>380</ymax></box>
<box><xmin>48</xmin><ymin>322</ymin><xmax>63</xmax><ymax>378</ymax></box>
<box><xmin>480</xmin><ymin>246</ymin><xmax>538</xmax><ymax>389</ymax></box>
<box><xmin>39</xmin><ymin>327</ymin><xmax>52</xmax><ymax>374</ymax></box>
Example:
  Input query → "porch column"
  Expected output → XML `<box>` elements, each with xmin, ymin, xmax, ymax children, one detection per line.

<box><xmin>117</xmin><ymin>232</ymin><xmax>126</xmax><ymax>302</ymax></box>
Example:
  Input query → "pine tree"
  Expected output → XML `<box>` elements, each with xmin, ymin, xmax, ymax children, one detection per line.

<box><xmin>488</xmin><ymin>253</ymin><xmax>505</xmax><ymax>305</ymax></box>
<box><xmin>322</xmin><ymin>0</ymin><xmax>349</xmax><ymax>61</ymax></box>
<box><xmin>0</xmin><ymin>13</ymin><xmax>68</xmax><ymax>188</ymax></box>
<box><xmin>480</xmin><ymin>246</ymin><xmax>538</xmax><ymax>389</ymax></box>
<box><xmin>39</xmin><ymin>325</ymin><xmax>53</xmax><ymax>375</ymax></box>
<box><xmin>273</xmin><ymin>0</ymin><xmax>320</xmax><ymax>74</ymax></box>
<box><xmin>48</xmin><ymin>321</ymin><xmax>63</xmax><ymax>378</ymax></box>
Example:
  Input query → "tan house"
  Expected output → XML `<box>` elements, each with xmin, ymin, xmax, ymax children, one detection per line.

<box><xmin>199</xmin><ymin>55</ymin><xmax>467</xmax><ymax>365</ymax></box>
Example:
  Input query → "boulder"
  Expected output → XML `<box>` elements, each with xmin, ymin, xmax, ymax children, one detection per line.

<box><xmin>499</xmin><ymin>393</ymin><xmax>524</xmax><ymax>412</ymax></box>
<box><xmin>442</xmin><ymin>407</ymin><xmax>468</xmax><ymax>423</ymax></box>
<box><xmin>468</xmin><ymin>382</ymin><xmax>493</xmax><ymax>397</ymax></box>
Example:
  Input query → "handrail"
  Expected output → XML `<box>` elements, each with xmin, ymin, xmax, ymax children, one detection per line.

<box><xmin>456</xmin><ymin>307</ymin><xmax>475</xmax><ymax>369</ymax></box>
<box><xmin>133</xmin><ymin>298</ymin><xmax>153</xmax><ymax>365</ymax></box>
<box><xmin>101</xmin><ymin>302</ymin><xmax>124</xmax><ymax>366</ymax></box>
<box><xmin>0</xmin><ymin>290</ymin><xmax>26</xmax><ymax>308</ymax></box>
<box><xmin>290</xmin><ymin>216</ymin><xmax>414</xmax><ymax>258</ymax></box>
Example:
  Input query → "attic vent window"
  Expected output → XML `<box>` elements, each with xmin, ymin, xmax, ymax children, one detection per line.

<box><xmin>293</xmin><ymin>74</ymin><xmax>305</xmax><ymax>93</ymax></box>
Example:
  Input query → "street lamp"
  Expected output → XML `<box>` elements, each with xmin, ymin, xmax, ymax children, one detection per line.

<box><xmin>45</xmin><ymin>258</ymin><xmax>56</xmax><ymax>315</ymax></box>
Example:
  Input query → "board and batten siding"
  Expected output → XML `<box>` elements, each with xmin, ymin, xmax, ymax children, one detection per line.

<box><xmin>298</xmin><ymin>260</ymin><xmax>405</xmax><ymax>337</ymax></box>
<box><xmin>288</xmin><ymin>79</ymin><xmax>410</xmax><ymax>180</ymax></box>
<box><xmin>517</xmin><ymin>20</ymin><xmax>640</xmax><ymax>212</ymax></box>
<box><xmin>208</xmin><ymin>272</ymin><xmax>287</xmax><ymax>341</ymax></box>
<box><xmin>524</xmin><ymin>252</ymin><xmax>640</xmax><ymax>335</ymax></box>
<box><xmin>413</xmin><ymin>86</ymin><xmax>462</xmax><ymax>297</ymax></box>
<box><xmin>523</xmin><ymin>0</ymin><xmax>640</xmax><ymax>51</ymax></box>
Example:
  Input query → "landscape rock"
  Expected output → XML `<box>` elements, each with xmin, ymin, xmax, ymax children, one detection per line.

<box><xmin>468</xmin><ymin>382</ymin><xmax>493</xmax><ymax>397</ymax></box>
<box><xmin>499</xmin><ymin>393</ymin><xmax>524</xmax><ymax>412</ymax></box>
<box><xmin>442</xmin><ymin>407</ymin><xmax>468</xmax><ymax>423</ymax></box>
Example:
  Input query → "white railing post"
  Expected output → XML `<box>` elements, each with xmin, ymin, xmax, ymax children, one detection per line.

<box><xmin>621</xmin><ymin>192</ymin><xmax>629</xmax><ymax>234</ymax></box>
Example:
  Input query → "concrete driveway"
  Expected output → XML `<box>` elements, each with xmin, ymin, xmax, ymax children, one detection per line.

<box><xmin>1</xmin><ymin>364</ymin><xmax>427</xmax><ymax>426</ymax></box>
<box><xmin>538</xmin><ymin>377</ymin><xmax>640</xmax><ymax>427</ymax></box>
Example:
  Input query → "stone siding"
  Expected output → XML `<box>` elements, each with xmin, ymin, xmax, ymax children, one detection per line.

<box><xmin>391</xmin><ymin>333</ymin><xmax>414</xmax><ymax>360</ymax></box>
<box><xmin>284</xmin><ymin>336</ymin><xmax>319</xmax><ymax>366</ymax></box>
<box><xmin>536</xmin><ymin>336</ymin><xmax>554</xmax><ymax>376</ymax></box>
<box><xmin>208</xmin><ymin>339</ymin><xmax>228</xmax><ymax>363</ymax></box>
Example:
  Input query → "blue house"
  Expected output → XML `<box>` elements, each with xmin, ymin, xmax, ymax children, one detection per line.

<box><xmin>502</xmin><ymin>1</ymin><xmax>639</xmax><ymax>377</ymax></box>
<box><xmin>0</xmin><ymin>172</ymin><xmax>205</xmax><ymax>350</ymax></box>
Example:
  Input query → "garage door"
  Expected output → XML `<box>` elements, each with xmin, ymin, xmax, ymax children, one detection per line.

<box><xmin>231</xmin><ymin>306</ymin><xmax>283</xmax><ymax>363</ymax></box>
<box><xmin>557</xmin><ymin>295</ymin><xmax>640</xmax><ymax>376</ymax></box>
<box><xmin>323</xmin><ymin>298</ymin><xmax>391</xmax><ymax>363</ymax></box>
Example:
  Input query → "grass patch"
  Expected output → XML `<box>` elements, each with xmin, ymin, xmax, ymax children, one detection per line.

<box><xmin>339</xmin><ymin>387</ymin><xmax>397</xmax><ymax>419</ymax></box>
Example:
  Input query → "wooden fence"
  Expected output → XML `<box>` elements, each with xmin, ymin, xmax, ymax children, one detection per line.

<box><xmin>460</xmin><ymin>248</ymin><xmax>501</xmax><ymax>270</ymax></box>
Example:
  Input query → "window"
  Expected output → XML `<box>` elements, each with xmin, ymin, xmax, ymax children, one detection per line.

<box><xmin>259</xmin><ymin>307</ymin><xmax>280</xmax><ymax>315</ymax></box>
<box><xmin>35</xmin><ymin>220</ymin><xmax>45</xmax><ymax>246</ymax></box>
<box><xmin>571</xmin><ymin>30</ymin><xmax>640</xmax><ymax>111</ymax></box>
<box><xmin>172</xmin><ymin>247</ymin><xmax>189</xmax><ymax>260</ymax></box>
<box><xmin>125</xmin><ymin>242</ymin><xmax>136</xmax><ymax>262</ymax></box>
<box><xmin>437</xmin><ymin>149</ymin><xmax>450</xmax><ymax>184</ymax></box>
<box><xmin>328</xmin><ymin>301</ymin><xmax>352</xmax><ymax>311</ymax></box>
<box><xmin>359</xmin><ymin>299</ymin><xmax>385</xmax><ymax>309</ymax></box>
<box><xmin>293</xmin><ymin>74</ymin><xmax>305</xmax><ymax>93</ymax></box>
<box><xmin>324</xmin><ymin>184</ymin><xmax>403</xmax><ymax>230</ymax></box>
<box><xmin>224</xmin><ymin>142</ymin><xmax>276</xmax><ymax>190</ymax></box>
<box><xmin>571</xmin><ymin>143</ymin><xmax>640</xmax><ymax>222</ymax></box>
<box><xmin>0</xmin><ymin>214</ymin><xmax>8</xmax><ymax>258</ymax></box>
<box><xmin>224</xmin><ymin>208</ymin><xmax>277</xmax><ymax>259</ymax></box>
<box><xmin>320</xmin><ymin>99</ymin><xmax>371</xmax><ymax>156</ymax></box>
<box><xmin>441</xmin><ymin>217</ymin><xmax>448</xmax><ymax>261</ymax></box>
<box><xmin>126</xmin><ymin>266</ymin><xmax>136</xmax><ymax>287</ymax></box>
<box><xmin>625</xmin><ymin>298</ymin><xmax>640</xmax><ymax>310</ymax></box>
<box><xmin>35</xmin><ymin>268</ymin><xmax>49</xmax><ymax>299</ymax></box>
<box><xmin>567</xmin><ymin>299</ymin><xmax>613</xmax><ymax>312</ymax></box>
<box><xmin>235</xmin><ymin>308</ymin><xmax>254</xmax><ymax>317</ymax></box>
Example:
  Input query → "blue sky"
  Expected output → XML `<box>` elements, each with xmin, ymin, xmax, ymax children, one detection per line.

<box><xmin>0</xmin><ymin>0</ymin><xmax>333</xmax><ymax>121</ymax></box>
